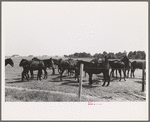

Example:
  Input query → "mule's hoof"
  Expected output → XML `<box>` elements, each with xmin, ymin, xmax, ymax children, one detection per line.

<box><xmin>106</xmin><ymin>84</ymin><xmax>110</xmax><ymax>87</ymax></box>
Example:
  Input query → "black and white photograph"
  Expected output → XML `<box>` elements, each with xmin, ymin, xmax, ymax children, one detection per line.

<box><xmin>2</xmin><ymin>1</ymin><xmax>148</xmax><ymax>120</ymax></box>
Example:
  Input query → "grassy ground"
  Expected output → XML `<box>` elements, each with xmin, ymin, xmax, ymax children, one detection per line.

<box><xmin>5</xmin><ymin>56</ymin><xmax>146</xmax><ymax>102</ymax></box>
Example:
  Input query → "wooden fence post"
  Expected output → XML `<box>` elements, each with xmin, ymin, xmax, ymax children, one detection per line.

<box><xmin>142</xmin><ymin>62</ymin><xmax>145</xmax><ymax>92</ymax></box>
<box><xmin>79</xmin><ymin>64</ymin><xmax>84</xmax><ymax>101</ymax></box>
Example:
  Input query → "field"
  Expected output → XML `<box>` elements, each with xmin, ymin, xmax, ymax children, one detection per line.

<box><xmin>5</xmin><ymin>56</ymin><xmax>146</xmax><ymax>102</ymax></box>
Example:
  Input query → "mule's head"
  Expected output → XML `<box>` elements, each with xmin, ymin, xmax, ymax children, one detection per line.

<box><xmin>120</xmin><ymin>55</ymin><xmax>129</xmax><ymax>63</ymax></box>
<box><xmin>19</xmin><ymin>59</ymin><xmax>28</xmax><ymax>67</ymax></box>
<box><xmin>46</xmin><ymin>58</ymin><xmax>54</xmax><ymax>68</ymax></box>
<box><xmin>8</xmin><ymin>58</ymin><xmax>14</xmax><ymax>67</ymax></box>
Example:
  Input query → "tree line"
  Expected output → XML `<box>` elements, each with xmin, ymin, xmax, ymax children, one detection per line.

<box><xmin>64</xmin><ymin>51</ymin><xmax>146</xmax><ymax>59</ymax></box>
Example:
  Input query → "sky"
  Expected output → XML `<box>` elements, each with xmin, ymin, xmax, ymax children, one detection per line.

<box><xmin>2</xmin><ymin>2</ymin><xmax>148</xmax><ymax>56</ymax></box>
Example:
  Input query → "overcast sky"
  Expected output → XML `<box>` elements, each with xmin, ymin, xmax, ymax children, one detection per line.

<box><xmin>2</xmin><ymin>2</ymin><xmax>148</xmax><ymax>56</ymax></box>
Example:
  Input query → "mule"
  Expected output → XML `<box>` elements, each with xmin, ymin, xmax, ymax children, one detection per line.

<box><xmin>125</xmin><ymin>61</ymin><xmax>131</xmax><ymax>78</ymax></box>
<box><xmin>5</xmin><ymin>58</ymin><xmax>14</xmax><ymax>67</ymax></box>
<box><xmin>42</xmin><ymin>58</ymin><xmax>55</xmax><ymax>75</ymax></box>
<box><xmin>131</xmin><ymin>61</ymin><xmax>146</xmax><ymax>77</ymax></box>
<box><xmin>19</xmin><ymin>59</ymin><xmax>30</xmax><ymax>81</ymax></box>
<box><xmin>57</xmin><ymin>59</ymin><xmax>79</xmax><ymax>81</ymax></box>
<box><xmin>30</xmin><ymin>58</ymin><xmax>45</xmax><ymax>81</ymax></box>
<box><xmin>19</xmin><ymin>58</ymin><xmax>50</xmax><ymax>81</ymax></box>
<box><xmin>52</xmin><ymin>58</ymin><xmax>63</xmax><ymax>74</ymax></box>
<box><xmin>31</xmin><ymin>57</ymin><xmax>54</xmax><ymax>79</ymax></box>
<box><xmin>109</xmin><ymin>60</ymin><xmax>126</xmax><ymax>81</ymax></box>
<box><xmin>109</xmin><ymin>60</ymin><xmax>119</xmax><ymax>78</ymax></box>
<box><xmin>120</xmin><ymin>56</ymin><xmax>130</xmax><ymax>75</ymax></box>
<box><xmin>77</xmin><ymin>56</ymin><xmax>110</xmax><ymax>86</ymax></box>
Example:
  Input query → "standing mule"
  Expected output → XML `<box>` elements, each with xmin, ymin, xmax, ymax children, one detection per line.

<box><xmin>31</xmin><ymin>57</ymin><xmax>53</xmax><ymax>79</ymax></box>
<box><xmin>109</xmin><ymin>60</ymin><xmax>126</xmax><ymax>81</ymax></box>
<box><xmin>131</xmin><ymin>61</ymin><xmax>146</xmax><ymax>78</ymax></box>
<box><xmin>19</xmin><ymin>59</ymin><xmax>30</xmax><ymax>81</ymax></box>
<box><xmin>49</xmin><ymin>58</ymin><xmax>62</xmax><ymax>74</ymax></box>
<box><xmin>5</xmin><ymin>58</ymin><xmax>14</xmax><ymax>67</ymax></box>
<box><xmin>125</xmin><ymin>61</ymin><xmax>131</xmax><ymax>78</ymax></box>
<box><xmin>19</xmin><ymin>58</ymin><xmax>46</xmax><ymax>81</ymax></box>
<box><xmin>77</xmin><ymin>56</ymin><xmax>111</xmax><ymax>86</ymax></box>
<box><xmin>42</xmin><ymin>58</ymin><xmax>55</xmax><ymax>76</ymax></box>
<box><xmin>120</xmin><ymin>55</ymin><xmax>131</xmax><ymax>78</ymax></box>
<box><xmin>30</xmin><ymin>58</ymin><xmax>45</xmax><ymax>81</ymax></box>
<box><xmin>57</xmin><ymin>59</ymin><xmax>79</xmax><ymax>81</ymax></box>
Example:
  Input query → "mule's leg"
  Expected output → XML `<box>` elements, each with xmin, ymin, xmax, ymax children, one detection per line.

<box><xmin>40</xmin><ymin>69</ymin><xmax>42</xmax><ymax>81</ymax></box>
<box><xmin>37</xmin><ymin>69</ymin><xmax>42</xmax><ymax>81</ymax></box>
<box><xmin>110</xmin><ymin>69</ymin><xmax>114</xmax><ymax>78</ymax></box>
<box><xmin>115</xmin><ymin>69</ymin><xmax>117</xmax><ymax>78</ymax></box>
<box><xmin>130</xmin><ymin>69</ymin><xmax>132</xmax><ymax>77</ymax></box>
<box><xmin>106</xmin><ymin>71</ymin><xmax>110</xmax><ymax>86</ymax></box>
<box><xmin>26</xmin><ymin>70</ymin><xmax>30</xmax><ymax>80</ymax></box>
<box><xmin>30</xmin><ymin>70</ymin><xmax>34</xmax><ymax>80</ymax></box>
<box><xmin>124</xmin><ymin>70</ymin><xmax>126</xmax><ymax>78</ymax></box>
<box><xmin>43</xmin><ymin>69</ymin><xmax>47</xmax><ymax>79</ymax></box>
<box><xmin>123</xmin><ymin>69</ymin><xmax>126</xmax><ymax>81</ymax></box>
<box><xmin>24</xmin><ymin>71</ymin><xmax>29</xmax><ymax>81</ymax></box>
<box><xmin>106</xmin><ymin>76</ymin><xmax>110</xmax><ymax>86</ymax></box>
<box><xmin>45</xmin><ymin>70</ymin><xmax>47</xmax><ymax>79</ymax></box>
<box><xmin>127</xmin><ymin>70</ymin><xmax>129</xmax><ymax>78</ymax></box>
<box><xmin>133</xmin><ymin>69</ymin><xmax>135</xmax><ymax>77</ymax></box>
<box><xmin>102</xmin><ymin>72</ymin><xmax>106</xmax><ymax>86</ymax></box>
<box><xmin>111</xmin><ymin>70</ymin><xmax>114</xmax><ymax>77</ymax></box>
<box><xmin>75</xmin><ymin>69</ymin><xmax>79</xmax><ymax>82</ymax></box>
<box><xmin>22</xmin><ymin>72</ymin><xmax>24</xmax><ymax>81</ymax></box>
<box><xmin>37</xmin><ymin>70</ymin><xmax>39</xmax><ymax>81</ymax></box>
<box><xmin>52</xmin><ymin>67</ymin><xmax>55</xmax><ymax>75</ymax></box>
<box><xmin>60</xmin><ymin>69</ymin><xmax>65</xmax><ymax>81</ymax></box>
<box><xmin>118</xmin><ymin>70</ymin><xmax>122</xmax><ymax>81</ymax></box>
<box><xmin>88</xmin><ymin>73</ymin><xmax>93</xmax><ymax>85</ymax></box>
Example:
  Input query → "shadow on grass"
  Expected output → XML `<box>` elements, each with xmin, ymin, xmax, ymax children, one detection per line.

<box><xmin>6</xmin><ymin>77</ymin><xmax>35</xmax><ymax>84</ymax></box>
<box><xmin>134</xmin><ymin>81</ymin><xmax>146</xmax><ymax>84</ymax></box>
<box><xmin>6</xmin><ymin>80</ymin><xmax>30</xmax><ymax>84</ymax></box>
<box><xmin>60</xmin><ymin>79</ymin><xmax>102</xmax><ymax>89</ymax></box>
<box><xmin>110</xmin><ymin>77</ymin><xmax>127</xmax><ymax>82</ymax></box>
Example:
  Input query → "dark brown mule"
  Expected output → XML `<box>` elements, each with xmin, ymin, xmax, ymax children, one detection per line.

<box><xmin>120</xmin><ymin>56</ymin><xmax>131</xmax><ymax>78</ymax></box>
<box><xmin>109</xmin><ymin>60</ymin><xmax>126</xmax><ymax>81</ymax></box>
<box><xmin>30</xmin><ymin>58</ymin><xmax>45</xmax><ymax>81</ymax></box>
<box><xmin>19</xmin><ymin>59</ymin><xmax>30</xmax><ymax>81</ymax></box>
<box><xmin>57</xmin><ymin>59</ymin><xmax>79</xmax><ymax>81</ymax></box>
<box><xmin>31</xmin><ymin>57</ymin><xmax>54</xmax><ymax>79</ymax></box>
<box><xmin>19</xmin><ymin>58</ymin><xmax>44</xmax><ymax>81</ymax></box>
<box><xmin>5</xmin><ymin>58</ymin><xmax>14</xmax><ymax>67</ymax></box>
<box><xmin>131</xmin><ymin>61</ymin><xmax>146</xmax><ymax>77</ymax></box>
<box><xmin>42</xmin><ymin>58</ymin><xmax>55</xmax><ymax>75</ymax></box>
<box><xmin>125</xmin><ymin>61</ymin><xmax>131</xmax><ymax>78</ymax></box>
<box><xmin>52</xmin><ymin>58</ymin><xmax>62</xmax><ymax>74</ymax></box>
<box><xmin>77</xmin><ymin>56</ymin><xmax>111</xmax><ymax>86</ymax></box>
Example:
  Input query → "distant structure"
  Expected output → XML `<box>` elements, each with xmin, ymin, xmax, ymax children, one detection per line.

<box><xmin>42</xmin><ymin>55</ymin><xmax>48</xmax><ymax>57</ymax></box>
<box><xmin>28</xmin><ymin>55</ymin><xmax>33</xmax><ymax>57</ymax></box>
<box><xmin>12</xmin><ymin>54</ymin><xmax>19</xmax><ymax>57</ymax></box>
